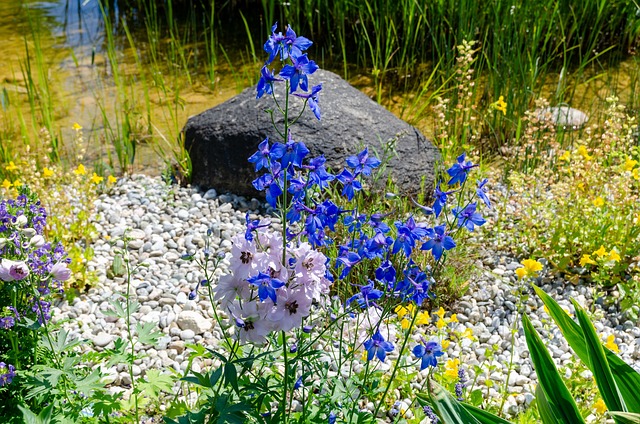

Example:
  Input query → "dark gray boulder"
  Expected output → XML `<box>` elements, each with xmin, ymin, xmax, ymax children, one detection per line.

<box><xmin>183</xmin><ymin>69</ymin><xmax>440</xmax><ymax>199</ymax></box>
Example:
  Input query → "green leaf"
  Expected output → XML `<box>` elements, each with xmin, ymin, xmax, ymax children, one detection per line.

<box><xmin>609</xmin><ymin>412</ymin><xmax>640</xmax><ymax>423</ymax></box>
<box><xmin>533</xmin><ymin>285</ymin><xmax>640</xmax><ymax>413</ymax></box>
<box><xmin>18</xmin><ymin>405</ymin><xmax>44</xmax><ymax>424</ymax></box>
<box><xmin>112</xmin><ymin>253</ymin><xmax>125</xmax><ymax>276</ymax></box>
<box><xmin>462</xmin><ymin>403</ymin><xmax>513</xmax><ymax>424</ymax></box>
<box><xmin>573</xmin><ymin>300</ymin><xmax>626</xmax><ymax>418</ymax></box>
<box><xmin>536</xmin><ymin>383</ymin><xmax>561</xmax><ymax>424</ymax></box>
<box><xmin>522</xmin><ymin>313</ymin><xmax>585</xmax><ymax>424</ymax></box>
<box><xmin>428</xmin><ymin>379</ymin><xmax>482</xmax><ymax>424</ymax></box>
<box><xmin>136</xmin><ymin>321</ymin><xmax>162</xmax><ymax>346</ymax></box>
<box><xmin>138</xmin><ymin>369</ymin><xmax>174</xmax><ymax>398</ymax></box>
<box><xmin>224</xmin><ymin>362</ymin><xmax>239</xmax><ymax>394</ymax></box>
<box><xmin>74</xmin><ymin>369</ymin><xmax>105</xmax><ymax>395</ymax></box>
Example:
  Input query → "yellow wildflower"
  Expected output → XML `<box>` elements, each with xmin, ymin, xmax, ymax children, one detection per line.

<box><xmin>42</xmin><ymin>167</ymin><xmax>54</xmax><ymax>178</ymax></box>
<box><xmin>436</xmin><ymin>319</ymin><xmax>445</xmax><ymax>330</ymax></box>
<box><xmin>5</xmin><ymin>161</ymin><xmax>18</xmax><ymax>172</ymax></box>
<box><xmin>592</xmin><ymin>197</ymin><xmax>604</xmax><ymax>207</ymax></box>
<box><xmin>441</xmin><ymin>339</ymin><xmax>451</xmax><ymax>349</ymax></box>
<box><xmin>624</xmin><ymin>158</ymin><xmax>638</xmax><ymax>171</ymax></box>
<box><xmin>400</xmin><ymin>318</ymin><xmax>411</xmax><ymax>330</ymax></box>
<box><xmin>462</xmin><ymin>328</ymin><xmax>475</xmax><ymax>340</ymax></box>
<box><xmin>594</xmin><ymin>398</ymin><xmax>607</xmax><ymax>414</ymax></box>
<box><xmin>90</xmin><ymin>173</ymin><xmax>104</xmax><ymax>185</ymax></box>
<box><xmin>494</xmin><ymin>96</ymin><xmax>507</xmax><ymax>115</ymax></box>
<box><xmin>395</xmin><ymin>305</ymin><xmax>409</xmax><ymax>318</ymax></box>
<box><xmin>13</xmin><ymin>180</ymin><xmax>21</xmax><ymax>187</ymax></box>
<box><xmin>608</xmin><ymin>249</ymin><xmax>621</xmax><ymax>262</ymax></box>
<box><xmin>579</xmin><ymin>254</ymin><xmax>597</xmax><ymax>266</ymax></box>
<box><xmin>633</xmin><ymin>168</ymin><xmax>639</xmax><ymax>180</ymax></box>
<box><xmin>435</xmin><ymin>307</ymin><xmax>445</xmax><ymax>320</ymax></box>
<box><xmin>444</xmin><ymin>358</ymin><xmax>460</xmax><ymax>379</ymax></box>
<box><xmin>415</xmin><ymin>311</ymin><xmax>430</xmax><ymax>326</ymax></box>
<box><xmin>558</xmin><ymin>151</ymin><xmax>571</xmax><ymax>162</ymax></box>
<box><xmin>449</xmin><ymin>313</ymin><xmax>458</xmax><ymax>323</ymax></box>
<box><xmin>107</xmin><ymin>175</ymin><xmax>117</xmax><ymax>184</ymax></box>
<box><xmin>516</xmin><ymin>259</ymin><xmax>543</xmax><ymax>279</ymax></box>
<box><xmin>593</xmin><ymin>245</ymin><xmax>608</xmax><ymax>258</ymax></box>
<box><xmin>604</xmin><ymin>335</ymin><xmax>619</xmax><ymax>353</ymax></box>
<box><xmin>72</xmin><ymin>122</ymin><xmax>83</xmax><ymax>131</ymax></box>
<box><xmin>577</xmin><ymin>182</ymin><xmax>585</xmax><ymax>191</ymax></box>
<box><xmin>1</xmin><ymin>179</ymin><xmax>12</xmax><ymax>190</ymax></box>
<box><xmin>576</xmin><ymin>145</ymin><xmax>593</xmax><ymax>160</ymax></box>
<box><xmin>73</xmin><ymin>164</ymin><xmax>86</xmax><ymax>175</ymax></box>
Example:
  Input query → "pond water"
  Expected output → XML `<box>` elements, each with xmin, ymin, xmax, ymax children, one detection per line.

<box><xmin>1</xmin><ymin>0</ymin><xmax>638</xmax><ymax>176</ymax></box>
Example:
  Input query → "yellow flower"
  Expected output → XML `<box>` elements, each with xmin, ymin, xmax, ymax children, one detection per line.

<box><xmin>435</xmin><ymin>307</ymin><xmax>445</xmax><ymax>320</ymax></box>
<box><xmin>633</xmin><ymin>168</ymin><xmax>639</xmax><ymax>180</ymax></box>
<box><xmin>594</xmin><ymin>398</ymin><xmax>607</xmax><ymax>414</ymax></box>
<box><xmin>4</xmin><ymin>161</ymin><xmax>18</xmax><ymax>172</ymax></box>
<box><xmin>604</xmin><ymin>335</ymin><xmax>619</xmax><ymax>353</ymax></box>
<box><xmin>444</xmin><ymin>358</ymin><xmax>460</xmax><ymax>379</ymax></box>
<box><xmin>400</xmin><ymin>318</ymin><xmax>411</xmax><ymax>330</ymax></box>
<box><xmin>1</xmin><ymin>179</ymin><xmax>12</xmax><ymax>190</ymax></box>
<box><xmin>577</xmin><ymin>182</ymin><xmax>585</xmax><ymax>191</ymax></box>
<box><xmin>449</xmin><ymin>313</ymin><xmax>458</xmax><ymax>323</ymax></box>
<box><xmin>90</xmin><ymin>173</ymin><xmax>104</xmax><ymax>184</ymax></box>
<box><xmin>462</xmin><ymin>328</ymin><xmax>475</xmax><ymax>341</ymax></box>
<box><xmin>592</xmin><ymin>197</ymin><xmax>604</xmax><ymax>207</ymax></box>
<box><xmin>42</xmin><ymin>167</ymin><xmax>54</xmax><ymax>178</ymax></box>
<box><xmin>494</xmin><ymin>96</ymin><xmax>507</xmax><ymax>115</ymax></box>
<box><xmin>436</xmin><ymin>318</ymin><xmax>445</xmax><ymax>330</ymax></box>
<box><xmin>415</xmin><ymin>311</ymin><xmax>430</xmax><ymax>326</ymax></box>
<box><xmin>624</xmin><ymin>158</ymin><xmax>638</xmax><ymax>171</ymax></box>
<box><xmin>107</xmin><ymin>175</ymin><xmax>117</xmax><ymax>184</ymax></box>
<box><xmin>593</xmin><ymin>245</ymin><xmax>608</xmax><ymax>258</ymax></box>
<box><xmin>576</xmin><ymin>145</ymin><xmax>593</xmax><ymax>161</ymax></box>
<box><xmin>13</xmin><ymin>179</ymin><xmax>21</xmax><ymax>187</ymax></box>
<box><xmin>441</xmin><ymin>339</ymin><xmax>451</xmax><ymax>349</ymax></box>
<box><xmin>579</xmin><ymin>254</ymin><xmax>597</xmax><ymax>266</ymax></box>
<box><xmin>516</xmin><ymin>259</ymin><xmax>543</xmax><ymax>279</ymax></box>
<box><xmin>73</xmin><ymin>164</ymin><xmax>86</xmax><ymax>175</ymax></box>
<box><xmin>558</xmin><ymin>151</ymin><xmax>571</xmax><ymax>162</ymax></box>
<box><xmin>72</xmin><ymin>122</ymin><xmax>83</xmax><ymax>131</ymax></box>
<box><xmin>608</xmin><ymin>249</ymin><xmax>621</xmax><ymax>262</ymax></box>
<box><xmin>395</xmin><ymin>305</ymin><xmax>409</xmax><ymax>318</ymax></box>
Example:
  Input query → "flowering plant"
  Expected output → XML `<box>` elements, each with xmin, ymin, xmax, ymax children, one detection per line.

<box><xmin>171</xmin><ymin>23</ymin><xmax>490</xmax><ymax>423</ymax></box>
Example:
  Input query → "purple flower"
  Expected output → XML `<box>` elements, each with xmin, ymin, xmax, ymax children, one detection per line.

<box><xmin>452</xmin><ymin>202</ymin><xmax>486</xmax><ymax>231</ymax></box>
<box><xmin>279</xmin><ymin>53</ymin><xmax>319</xmax><ymax>93</ymax></box>
<box><xmin>0</xmin><ymin>259</ymin><xmax>29</xmax><ymax>282</ymax></box>
<box><xmin>413</xmin><ymin>340</ymin><xmax>444</xmax><ymax>370</ymax></box>
<box><xmin>345</xmin><ymin>147</ymin><xmax>381</xmax><ymax>176</ymax></box>
<box><xmin>364</xmin><ymin>330</ymin><xmax>394</xmax><ymax>362</ymax></box>
<box><xmin>256</xmin><ymin>66</ymin><xmax>283</xmax><ymax>99</ymax></box>
<box><xmin>375</xmin><ymin>260</ymin><xmax>396</xmax><ymax>284</ymax></box>
<box><xmin>433</xmin><ymin>184</ymin><xmax>455</xmax><ymax>218</ymax></box>
<box><xmin>252</xmin><ymin>162</ymin><xmax>284</xmax><ymax>207</ymax></box>
<box><xmin>0</xmin><ymin>362</ymin><xmax>16</xmax><ymax>387</ymax></box>
<box><xmin>421</xmin><ymin>225</ymin><xmax>456</xmax><ymax>261</ymax></box>
<box><xmin>328</xmin><ymin>412</ymin><xmax>337</xmax><ymax>424</ymax></box>
<box><xmin>336</xmin><ymin>249</ymin><xmax>361</xmax><ymax>279</ymax></box>
<box><xmin>346</xmin><ymin>281</ymin><xmax>383</xmax><ymax>308</ymax></box>
<box><xmin>264</xmin><ymin>23</ymin><xmax>313</xmax><ymax>64</ymax></box>
<box><xmin>304</xmin><ymin>155</ymin><xmax>334</xmax><ymax>190</ymax></box>
<box><xmin>336</xmin><ymin>169</ymin><xmax>362</xmax><ymax>201</ymax></box>
<box><xmin>247</xmin><ymin>272</ymin><xmax>285</xmax><ymax>304</ymax></box>
<box><xmin>446</xmin><ymin>153</ymin><xmax>478</xmax><ymax>185</ymax></box>
<box><xmin>245</xmin><ymin>213</ymin><xmax>270</xmax><ymax>241</ymax></box>
<box><xmin>293</xmin><ymin>84</ymin><xmax>322</xmax><ymax>120</ymax></box>
<box><xmin>271</xmin><ymin>135</ymin><xmax>310</xmax><ymax>169</ymax></box>
<box><xmin>476</xmin><ymin>178</ymin><xmax>491</xmax><ymax>208</ymax></box>
<box><xmin>50</xmin><ymin>262</ymin><xmax>71</xmax><ymax>281</ymax></box>
<box><xmin>248</xmin><ymin>137</ymin><xmax>274</xmax><ymax>171</ymax></box>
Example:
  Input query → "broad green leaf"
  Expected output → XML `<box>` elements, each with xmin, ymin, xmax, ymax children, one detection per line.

<box><xmin>224</xmin><ymin>362</ymin><xmax>239</xmax><ymax>394</ymax></box>
<box><xmin>609</xmin><ymin>412</ymin><xmax>640</xmax><ymax>423</ymax></box>
<box><xmin>522</xmin><ymin>314</ymin><xmax>585</xmax><ymax>424</ymax></box>
<box><xmin>533</xmin><ymin>285</ymin><xmax>640</xmax><ymax>412</ymax></box>
<box><xmin>136</xmin><ymin>321</ymin><xmax>162</xmax><ymax>346</ymax></box>
<box><xmin>462</xmin><ymin>403</ymin><xmax>513</xmax><ymax>424</ymax></box>
<box><xmin>428</xmin><ymin>379</ymin><xmax>482</xmax><ymax>424</ymax></box>
<box><xmin>536</xmin><ymin>383</ymin><xmax>561</xmax><ymax>424</ymax></box>
<box><xmin>138</xmin><ymin>369</ymin><xmax>174</xmax><ymax>398</ymax></box>
<box><xmin>18</xmin><ymin>405</ymin><xmax>43</xmax><ymax>424</ymax></box>
<box><xmin>573</xmin><ymin>300</ymin><xmax>626</xmax><ymax>418</ymax></box>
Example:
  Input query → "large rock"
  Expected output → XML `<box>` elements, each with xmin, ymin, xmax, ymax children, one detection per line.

<box><xmin>183</xmin><ymin>69</ymin><xmax>440</xmax><ymax>198</ymax></box>
<box><xmin>535</xmin><ymin>106</ymin><xmax>588</xmax><ymax>129</ymax></box>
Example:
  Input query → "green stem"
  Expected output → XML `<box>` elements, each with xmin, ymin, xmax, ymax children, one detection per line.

<box><xmin>282</xmin><ymin>331</ymin><xmax>289</xmax><ymax>424</ymax></box>
<box><xmin>123</xmin><ymin>247</ymin><xmax>140</xmax><ymax>424</ymax></box>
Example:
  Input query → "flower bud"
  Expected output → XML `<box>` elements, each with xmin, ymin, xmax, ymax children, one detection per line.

<box><xmin>30</xmin><ymin>235</ymin><xmax>45</xmax><ymax>248</ymax></box>
<box><xmin>0</xmin><ymin>238</ymin><xmax>7</xmax><ymax>249</ymax></box>
<box><xmin>14</xmin><ymin>215</ymin><xmax>28</xmax><ymax>227</ymax></box>
<box><xmin>51</xmin><ymin>262</ymin><xmax>72</xmax><ymax>281</ymax></box>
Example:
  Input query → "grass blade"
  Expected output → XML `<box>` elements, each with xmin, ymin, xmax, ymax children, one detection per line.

<box><xmin>536</xmin><ymin>384</ymin><xmax>562</xmax><ymax>424</ymax></box>
<box><xmin>461</xmin><ymin>403</ymin><xmax>513</xmax><ymax>424</ymax></box>
<box><xmin>522</xmin><ymin>313</ymin><xmax>585</xmax><ymax>424</ymax></box>
<box><xmin>609</xmin><ymin>412</ymin><xmax>640</xmax><ymax>424</ymax></box>
<box><xmin>428</xmin><ymin>379</ymin><xmax>482</xmax><ymax>424</ymax></box>
<box><xmin>573</xmin><ymin>299</ymin><xmax>626</xmax><ymax>419</ymax></box>
<box><xmin>533</xmin><ymin>285</ymin><xmax>640</xmax><ymax>412</ymax></box>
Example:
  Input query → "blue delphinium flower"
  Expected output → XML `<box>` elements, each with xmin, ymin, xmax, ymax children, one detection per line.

<box><xmin>264</xmin><ymin>23</ymin><xmax>313</xmax><ymax>64</ymax></box>
<box><xmin>245</xmin><ymin>213</ymin><xmax>269</xmax><ymax>241</ymax></box>
<box><xmin>345</xmin><ymin>147</ymin><xmax>382</xmax><ymax>176</ymax></box>
<box><xmin>476</xmin><ymin>178</ymin><xmax>491</xmax><ymax>208</ymax></box>
<box><xmin>294</xmin><ymin>376</ymin><xmax>304</xmax><ymax>390</ymax></box>
<box><xmin>293</xmin><ymin>84</ymin><xmax>322</xmax><ymax>120</ymax></box>
<box><xmin>304</xmin><ymin>155</ymin><xmax>334</xmax><ymax>190</ymax></box>
<box><xmin>346</xmin><ymin>281</ymin><xmax>383</xmax><ymax>309</ymax></box>
<box><xmin>421</xmin><ymin>224</ymin><xmax>456</xmax><ymax>261</ymax></box>
<box><xmin>375</xmin><ymin>259</ymin><xmax>396</xmax><ymax>284</ymax></box>
<box><xmin>336</xmin><ymin>169</ymin><xmax>362</xmax><ymax>201</ymax></box>
<box><xmin>256</xmin><ymin>66</ymin><xmax>283</xmax><ymax>99</ymax></box>
<box><xmin>252</xmin><ymin>162</ymin><xmax>284</xmax><ymax>207</ymax></box>
<box><xmin>248</xmin><ymin>137</ymin><xmax>274</xmax><ymax>171</ymax></box>
<box><xmin>446</xmin><ymin>153</ymin><xmax>478</xmax><ymax>185</ymax></box>
<box><xmin>279</xmin><ymin>53</ymin><xmax>319</xmax><ymax>93</ymax></box>
<box><xmin>364</xmin><ymin>330</ymin><xmax>394</xmax><ymax>361</ymax></box>
<box><xmin>392</xmin><ymin>217</ymin><xmax>426</xmax><ymax>258</ymax></box>
<box><xmin>412</xmin><ymin>340</ymin><xmax>444</xmax><ymax>370</ymax></box>
<box><xmin>336</xmin><ymin>248</ymin><xmax>361</xmax><ymax>279</ymax></box>
<box><xmin>271</xmin><ymin>135</ymin><xmax>310</xmax><ymax>170</ymax></box>
<box><xmin>328</xmin><ymin>412</ymin><xmax>337</xmax><ymax>424</ymax></box>
<box><xmin>432</xmin><ymin>184</ymin><xmax>455</xmax><ymax>218</ymax></box>
<box><xmin>247</xmin><ymin>272</ymin><xmax>285</xmax><ymax>303</ymax></box>
<box><xmin>452</xmin><ymin>202</ymin><xmax>486</xmax><ymax>231</ymax></box>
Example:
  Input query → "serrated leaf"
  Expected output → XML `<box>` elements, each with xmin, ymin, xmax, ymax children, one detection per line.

<box><xmin>428</xmin><ymin>379</ymin><xmax>482</xmax><ymax>424</ymax></box>
<box><xmin>18</xmin><ymin>405</ymin><xmax>43</xmax><ymax>424</ymax></box>
<box><xmin>75</xmin><ymin>369</ymin><xmax>105</xmax><ymax>396</ymax></box>
<box><xmin>139</xmin><ymin>369</ymin><xmax>174</xmax><ymax>398</ymax></box>
<box><xmin>533</xmin><ymin>285</ymin><xmax>640</xmax><ymax>413</ymax></box>
<box><xmin>136</xmin><ymin>321</ymin><xmax>162</xmax><ymax>346</ymax></box>
<box><xmin>522</xmin><ymin>313</ymin><xmax>585</xmax><ymax>424</ymax></box>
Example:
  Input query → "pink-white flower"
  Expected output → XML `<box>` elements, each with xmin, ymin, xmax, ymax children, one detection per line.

<box><xmin>0</xmin><ymin>259</ymin><xmax>30</xmax><ymax>282</ymax></box>
<box><xmin>214</xmin><ymin>274</ymin><xmax>251</xmax><ymax>309</ymax></box>
<box><xmin>268</xmin><ymin>286</ymin><xmax>313</xmax><ymax>332</ymax></box>
<box><xmin>227</xmin><ymin>300</ymin><xmax>272</xmax><ymax>344</ymax></box>
<box><xmin>51</xmin><ymin>262</ymin><xmax>72</xmax><ymax>281</ymax></box>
